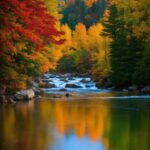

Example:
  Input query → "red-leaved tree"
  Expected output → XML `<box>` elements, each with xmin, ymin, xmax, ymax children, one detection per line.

<box><xmin>0</xmin><ymin>0</ymin><xmax>65</xmax><ymax>88</ymax></box>
<box><xmin>0</xmin><ymin>0</ymin><xmax>65</xmax><ymax>50</ymax></box>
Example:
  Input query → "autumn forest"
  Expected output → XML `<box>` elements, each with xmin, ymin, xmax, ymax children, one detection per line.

<box><xmin>0</xmin><ymin>0</ymin><xmax>150</xmax><ymax>91</ymax></box>
<box><xmin>0</xmin><ymin>1</ymin><xmax>150</xmax><ymax>150</ymax></box>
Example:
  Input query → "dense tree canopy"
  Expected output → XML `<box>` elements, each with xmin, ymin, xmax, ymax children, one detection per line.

<box><xmin>0</xmin><ymin>0</ymin><xmax>149</xmax><ymax>90</ymax></box>
<box><xmin>60</xmin><ymin>0</ymin><xmax>107</xmax><ymax>29</ymax></box>
<box><xmin>0</xmin><ymin>0</ymin><xmax>65</xmax><ymax>90</ymax></box>
<box><xmin>57</xmin><ymin>0</ymin><xmax>150</xmax><ymax>88</ymax></box>
<box><xmin>102</xmin><ymin>0</ymin><xmax>150</xmax><ymax>87</ymax></box>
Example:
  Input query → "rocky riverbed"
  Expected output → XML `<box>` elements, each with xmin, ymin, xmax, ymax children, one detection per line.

<box><xmin>0</xmin><ymin>73</ymin><xmax>150</xmax><ymax>104</ymax></box>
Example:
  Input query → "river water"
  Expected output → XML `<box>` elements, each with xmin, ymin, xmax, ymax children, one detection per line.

<box><xmin>0</xmin><ymin>74</ymin><xmax>150</xmax><ymax>150</ymax></box>
<box><xmin>42</xmin><ymin>73</ymin><xmax>106</xmax><ymax>94</ymax></box>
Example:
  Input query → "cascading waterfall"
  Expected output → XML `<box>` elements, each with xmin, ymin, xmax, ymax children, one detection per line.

<box><xmin>42</xmin><ymin>73</ymin><xmax>108</xmax><ymax>93</ymax></box>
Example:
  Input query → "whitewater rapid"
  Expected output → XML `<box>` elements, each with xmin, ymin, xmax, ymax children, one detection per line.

<box><xmin>42</xmin><ymin>73</ymin><xmax>109</xmax><ymax>94</ymax></box>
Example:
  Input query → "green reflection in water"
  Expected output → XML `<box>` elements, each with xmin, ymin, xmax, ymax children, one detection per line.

<box><xmin>0</xmin><ymin>98</ymin><xmax>150</xmax><ymax>150</ymax></box>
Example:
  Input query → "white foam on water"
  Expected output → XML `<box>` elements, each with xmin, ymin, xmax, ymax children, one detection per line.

<box><xmin>42</xmin><ymin>74</ymin><xmax>107</xmax><ymax>93</ymax></box>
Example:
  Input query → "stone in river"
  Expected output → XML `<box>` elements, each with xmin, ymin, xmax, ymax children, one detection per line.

<box><xmin>60</xmin><ymin>88</ymin><xmax>67</xmax><ymax>91</ymax></box>
<box><xmin>65</xmin><ymin>93</ymin><xmax>71</xmax><ymax>97</ymax></box>
<box><xmin>65</xmin><ymin>84</ymin><xmax>82</xmax><ymax>88</ymax></box>
<box><xmin>85</xmin><ymin>85</ymin><xmax>91</xmax><ymax>88</ymax></box>
<box><xmin>14</xmin><ymin>89</ymin><xmax>35</xmax><ymax>101</ymax></box>
<box><xmin>80</xmin><ymin>79</ymin><xmax>91</xmax><ymax>83</ymax></box>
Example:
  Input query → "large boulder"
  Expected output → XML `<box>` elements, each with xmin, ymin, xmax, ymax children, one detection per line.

<box><xmin>65</xmin><ymin>84</ymin><xmax>81</xmax><ymax>88</ymax></box>
<box><xmin>80</xmin><ymin>79</ymin><xmax>91</xmax><ymax>83</ymax></box>
<box><xmin>14</xmin><ymin>89</ymin><xmax>35</xmax><ymax>101</ymax></box>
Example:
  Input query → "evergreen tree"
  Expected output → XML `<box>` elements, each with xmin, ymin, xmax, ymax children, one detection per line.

<box><xmin>102</xmin><ymin>4</ymin><xmax>139</xmax><ymax>87</ymax></box>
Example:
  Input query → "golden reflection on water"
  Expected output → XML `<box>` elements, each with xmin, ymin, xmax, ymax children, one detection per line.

<box><xmin>52</xmin><ymin>100</ymin><xmax>107</xmax><ymax>141</ymax></box>
<box><xmin>0</xmin><ymin>98</ymin><xmax>150</xmax><ymax>150</ymax></box>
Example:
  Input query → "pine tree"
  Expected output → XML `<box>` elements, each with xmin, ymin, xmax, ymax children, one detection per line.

<box><xmin>102</xmin><ymin>3</ymin><xmax>138</xmax><ymax>87</ymax></box>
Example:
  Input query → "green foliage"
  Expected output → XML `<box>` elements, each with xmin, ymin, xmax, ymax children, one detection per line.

<box><xmin>57</xmin><ymin>54</ymin><xmax>77</xmax><ymax>73</ymax></box>
<box><xmin>57</xmin><ymin>49</ymin><xmax>92</xmax><ymax>73</ymax></box>
<box><xmin>134</xmin><ymin>44</ymin><xmax>150</xmax><ymax>85</ymax></box>
<box><xmin>102</xmin><ymin>1</ymin><xmax>150</xmax><ymax>87</ymax></box>
<box><xmin>75</xmin><ymin>49</ymin><xmax>93</xmax><ymax>73</ymax></box>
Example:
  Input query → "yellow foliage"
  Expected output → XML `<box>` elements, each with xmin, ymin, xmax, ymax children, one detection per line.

<box><xmin>87</xmin><ymin>23</ymin><xmax>111</xmax><ymax>78</ymax></box>
<box><xmin>87</xmin><ymin>23</ymin><xmax>103</xmax><ymax>50</ymax></box>
<box><xmin>43</xmin><ymin>0</ymin><xmax>62</xmax><ymax>20</ymax></box>
<box><xmin>73</xmin><ymin>23</ymin><xmax>88</xmax><ymax>49</ymax></box>
<box><xmin>60</xmin><ymin>24</ymin><xmax>72</xmax><ymax>54</ymax></box>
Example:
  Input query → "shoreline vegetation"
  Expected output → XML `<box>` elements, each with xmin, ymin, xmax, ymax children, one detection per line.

<box><xmin>0</xmin><ymin>0</ymin><xmax>150</xmax><ymax>103</ymax></box>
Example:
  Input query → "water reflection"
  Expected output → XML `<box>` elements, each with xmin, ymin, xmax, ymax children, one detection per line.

<box><xmin>0</xmin><ymin>98</ymin><xmax>150</xmax><ymax>150</ymax></box>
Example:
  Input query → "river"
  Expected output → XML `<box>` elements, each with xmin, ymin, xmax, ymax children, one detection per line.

<box><xmin>0</xmin><ymin>74</ymin><xmax>150</xmax><ymax>150</ymax></box>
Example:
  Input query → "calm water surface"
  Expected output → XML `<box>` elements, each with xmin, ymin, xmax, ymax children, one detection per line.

<box><xmin>0</xmin><ymin>97</ymin><xmax>150</xmax><ymax>150</ymax></box>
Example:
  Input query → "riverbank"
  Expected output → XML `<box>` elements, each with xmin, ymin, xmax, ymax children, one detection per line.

<box><xmin>0</xmin><ymin>73</ymin><xmax>150</xmax><ymax>104</ymax></box>
<box><xmin>95</xmin><ymin>79</ymin><xmax>150</xmax><ymax>95</ymax></box>
<box><xmin>0</xmin><ymin>77</ymin><xmax>44</xmax><ymax>103</ymax></box>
